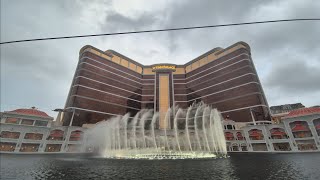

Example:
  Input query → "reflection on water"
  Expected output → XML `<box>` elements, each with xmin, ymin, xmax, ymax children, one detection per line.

<box><xmin>1</xmin><ymin>153</ymin><xmax>320</xmax><ymax>180</ymax></box>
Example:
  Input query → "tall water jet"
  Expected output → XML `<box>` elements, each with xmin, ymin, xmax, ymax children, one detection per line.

<box><xmin>151</xmin><ymin>112</ymin><xmax>158</xmax><ymax>149</ymax></box>
<box><xmin>185</xmin><ymin>106</ymin><xmax>193</xmax><ymax>152</ymax></box>
<box><xmin>174</xmin><ymin>108</ymin><xmax>182</xmax><ymax>152</ymax></box>
<box><xmin>86</xmin><ymin>103</ymin><xmax>227</xmax><ymax>159</ymax></box>
<box><xmin>194</xmin><ymin>105</ymin><xmax>203</xmax><ymax>151</ymax></box>
<box><xmin>140</xmin><ymin>110</ymin><xmax>151</xmax><ymax>148</ymax></box>
<box><xmin>131</xmin><ymin>112</ymin><xmax>140</xmax><ymax>149</ymax></box>
<box><xmin>202</xmin><ymin>106</ymin><xmax>211</xmax><ymax>152</ymax></box>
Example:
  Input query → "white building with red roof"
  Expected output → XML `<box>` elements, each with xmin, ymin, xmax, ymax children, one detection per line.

<box><xmin>222</xmin><ymin>107</ymin><xmax>320</xmax><ymax>152</ymax></box>
<box><xmin>1</xmin><ymin>107</ymin><xmax>54</xmax><ymax>127</ymax></box>
<box><xmin>0</xmin><ymin>107</ymin><xmax>86</xmax><ymax>153</ymax></box>
<box><xmin>1</xmin><ymin>106</ymin><xmax>319</xmax><ymax>154</ymax></box>
<box><xmin>281</xmin><ymin>107</ymin><xmax>320</xmax><ymax>151</ymax></box>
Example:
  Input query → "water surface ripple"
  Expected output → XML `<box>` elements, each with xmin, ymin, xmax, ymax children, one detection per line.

<box><xmin>1</xmin><ymin>153</ymin><xmax>319</xmax><ymax>180</ymax></box>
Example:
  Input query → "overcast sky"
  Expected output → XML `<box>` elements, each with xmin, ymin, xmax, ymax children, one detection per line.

<box><xmin>1</xmin><ymin>0</ymin><xmax>320</xmax><ymax>117</ymax></box>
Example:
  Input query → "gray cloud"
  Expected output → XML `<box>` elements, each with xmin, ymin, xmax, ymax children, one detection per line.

<box><xmin>156</xmin><ymin>0</ymin><xmax>320</xmax><ymax>106</ymax></box>
<box><xmin>101</xmin><ymin>12</ymin><xmax>158</xmax><ymax>32</ymax></box>
<box><xmin>265</xmin><ymin>60</ymin><xmax>320</xmax><ymax>92</ymax></box>
<box><xmin>162</xmin><ymin>0</ymin><xmax>320</xmax><ymax>57</ymax></box>
<box><xmin>1</xmin><ymin>0</ymin><xmax>320</xmax><ymax>116</ymax></box>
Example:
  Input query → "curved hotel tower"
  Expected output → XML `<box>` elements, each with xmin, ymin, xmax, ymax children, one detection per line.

<box><xmin>62</xmin><ymin>42</ymin><xmax>270</xmax><ymax>127</ymax></box>
<box><xmin>3</xmin><ymin>42</ymin><xmax>320</xmax><ymax>155</ymax></box>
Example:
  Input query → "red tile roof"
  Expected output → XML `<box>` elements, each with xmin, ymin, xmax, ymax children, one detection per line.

<box><xmin>285</xmin><ymin>107</ymin><xmax>320</xmax><ymax>118</ymax></box>
<box><xmin>9</xmin><ymin>107</ymin><xmax>50</xmax><ymax>118</ymax></box>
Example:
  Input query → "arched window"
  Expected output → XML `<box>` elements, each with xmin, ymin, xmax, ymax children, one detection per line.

<box><xmin>225</xmin><ymin>132</ymin><xmax>234</xmax><ymax>140</ymax></box>
<box><xmin>47</xmin><ymin>129</ymin><xmax>64</xmax><ymax>141</ymax></box>
<box><xmin>0</xmin><ymin>131</ymin><xmax>20</xmax><ymax>139</ymax></box>
<box><xmin>248</xmin><ymin>129</ymin><xmax>264</xmax><ymax>140</ymax></box>
<box><xmin>270</xmin><ymin>128</ymin><xmax>287</xmax><ymax>139</ymax></box>
<box><xmin>236</xmin><ymin>132</ymin><xmax>244</xmax><ymax>140</ymax></box>
<box><xmin>290</xmin><ymin>121</ymin><xmax>312</xmax><ymax>138</ymax></box>
<box><xmin>24</xmin><ymin>133</ymin><xmax>43</xmax><ymax>140</ymax></box>
<box><xmin>313</xmin><ymin>118</ymin><xmax>320</xmax><ymax>136</ymax></box>
<box><xmin>69</xmin><ymin>130</ymin><xmax>83</xmax><ymax>141</ymax></box>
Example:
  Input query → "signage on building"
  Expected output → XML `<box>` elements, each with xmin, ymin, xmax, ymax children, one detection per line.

<box><xmin>152</xmin><ymin>65</ymin><xmax>176</xmax><ymax>71</ymax></box>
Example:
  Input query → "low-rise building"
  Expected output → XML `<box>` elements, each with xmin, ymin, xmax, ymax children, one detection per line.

<box><xmin>1</xmin><ymin>106</ymin><xmax>319</xmax><ymax>154</ymax></box>
<box><xmin>0</xmin><ymin>107</ymin><xmax>85</xmax><ymax>153</ymax></box>
<box><xmin>224</xmin><ymin>107</ymin><xmax>320</xmax><ymax>152</ymax></box>
<box><xmin>270</xmin><ymin>103</ymin><xmax>305</xmax><ymax>124</ymax></box>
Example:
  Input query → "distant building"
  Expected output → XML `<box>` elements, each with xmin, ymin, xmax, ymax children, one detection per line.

<box><xmin>1</xmin><ymin>106</ymin><xmax>319</xmax><ymax>154</ymax></box>
<box><xmin>270</xmin><ymin>103</ymin><xmax>305</xmax><ymax>124</ymax></box>
<box><xmin>270</xmin><ymin>103</ymin><xmax>305</xmax><ymax>114</ymax></box>
<box><xmin>0</xmin><ymin>107</ymin><xmax>84</xmax><ymax>153</ymax></box>
<box><xmin>1</xmin><ymin>107</ymin><xmax>54</xmax><ymax>127</ymax></box>
<box><xmin>62</xmin><ymin>41</ymin><xmax>270</xmax><ymax>127</ymax></box>
<box><xmin>224</xmin><ymin>107</ymin><xmax>320</xmax><ymax>152</ymax></box>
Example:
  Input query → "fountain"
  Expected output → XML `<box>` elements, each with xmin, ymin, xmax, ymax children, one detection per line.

<box><xmin>85</xmin><ymin>103</ymin><xmax>227</xmax><ymax>159</ymax></box>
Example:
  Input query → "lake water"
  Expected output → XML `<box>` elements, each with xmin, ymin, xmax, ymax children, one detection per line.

<box><xmin>1</xmin><ymin>153</ymin><xmax>320</xmax><ymax>179</ymax></box>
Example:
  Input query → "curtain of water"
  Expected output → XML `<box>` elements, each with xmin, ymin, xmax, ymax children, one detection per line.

<box><xmin>86</xmin><ymin>103</ymin><xmax>227</xmax><ymax>158</ymax></box>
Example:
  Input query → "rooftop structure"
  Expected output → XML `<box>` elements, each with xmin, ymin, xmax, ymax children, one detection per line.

<box><xmin>270</xmin><ymin>103</ymin><xmax>305</xmax><ymax>115</ymax></box>
<box><xmin>1</xmin><ymin>107</ymin><xmax>53</xmax><ymax>127</ymax></box>
<box><xmin>284</xmin><ymin>107</ymin><xmax>320</xmax><ymax>118</ymax></box>
<box><xmin>7</xmin><ymin>107</ymin><xmax>51</xmax><ymax>118</ymax></box>
<box><xmin>270</xmin><ymin>103</ymin><xmax>306</xmax><ymax>124</ymax></box>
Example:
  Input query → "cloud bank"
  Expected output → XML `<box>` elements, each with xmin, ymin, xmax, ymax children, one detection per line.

<box><xmin>1</xmin><ymin>0</ymin><xmax>319</xmax><ymax>116</ymax></box>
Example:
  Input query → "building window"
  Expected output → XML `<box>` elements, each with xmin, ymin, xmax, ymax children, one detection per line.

<box><xmin>290</xmin><ymin>121</ymin><xmax>312</xmax><ymax>138</ymax></box>
<box><xmin>313</xmin><ymin>118</ymin><xmax>320</xmax><ymax>136</ymax></box>
<box><xmin>69</xmin><ymin>130</ymin><xmax>83</xmax><ymax>141</ymax></box>
<box><xmin>249</xmin><ymin>129</ymin><xmax>264</xmax><ymax>140</ymax></box>
<box><xmin>270</xmin><ymin>128</ymin><xmax>287</xmax><ymax>139</ymax></box>
<box><xmin>225</xmin><ymin>132</ymin><xmax>234</xmax><ymax>140</ymax></box>
<box><xmin>21</xmin><ymin>119</ymin><xmax>34</xmax><ymax>125</ymax></box>
<box><xmin>273</xmin><ymin>143</ymin><xmax>291</xmax><ymax>151</ymax></box>
<box><xmin>296</xmin><ymin>140</ymin><xmax>317</xmax><ymax>151</ymax></box>
<box><xmin>47</xmin><ymin>130</ymin><xmax>64</xmax><ymax>141</ymax></box>
<box><xmin>5</xmin><ymin>117</ymin><xmax>20</xmax><ymax>124</ymax></box>
<box><xmin>226</xmin><ymin>125</ymin><xmax>233</xmax><ymax>130</ymax></box>
<box><xmin>19</xmin><ymin>143</ymin><xmax>40</xmax><ymax>152</ymax></box>
<box><xmin>45</xmin><ymin>144</ymin><xmax>62</xmax><ymax>152</ymax></box>
<box><xmin>241</xmin><ymin>144</ymin><xmax>247</xmax><ymax>151</ymax></box>
<box><xmin>0</xmin><ymin>142</ymin><xmax>16</xmax><ymax>152</ymax></box>
<box><xmin>236</xmin><ymin>132</ymin><xmax>244</xmax><ymax>140</ymax></box>
<box><xmin>34</xmin><ymin>120</ymin><xmax>48</xmax><ymax>127</ymax></box>
<box><xmin>0</xmin><ymin>131</ymin><xmax>20</xmax><ymax>139</ymax></box>
<box><xmin>24</xmin><ymin>133</ymin><xmax>43</xmax><ymax>140</ymax></box>
<box><xmin>232</xmin><ymin>144</ymin><xmax>239</xmax><ymax>151</ymax></box>
<box><xmin>252</xmin><ymin>143</ymin><xmax>268</xmax><ymax>151</ymax></box>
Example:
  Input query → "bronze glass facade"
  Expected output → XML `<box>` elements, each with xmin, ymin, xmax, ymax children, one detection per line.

<box><xmin>62</xmin><ymin>42</ymin><xmax>270</xmax><ymax>126</ymax></box>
